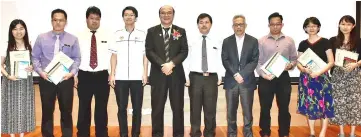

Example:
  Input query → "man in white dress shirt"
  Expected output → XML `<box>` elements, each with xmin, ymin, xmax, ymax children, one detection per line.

<box><xmin>75</xmin><ymin>6</ymin><xmax>111</xmax><ymax>137</ymax></box>
<box><xmin>183</xmin><ymin>13</ymin><xmax>223</xmax><ymax>137</ymax></box>
<box><xmin>108</xmin><ymin>6</ymin><xmax>149</xmax><ymax>137</ymax></box>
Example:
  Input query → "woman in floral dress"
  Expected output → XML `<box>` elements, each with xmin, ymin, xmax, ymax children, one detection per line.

<box><xmin>296</xmin><ymin>17</ymin><xmax>335</xmax><ymax>137</ymax></box>
<box><xmin>329</xmin><ymin>15</ymin><xmax>361</xmax><ymax>137</ymax></box>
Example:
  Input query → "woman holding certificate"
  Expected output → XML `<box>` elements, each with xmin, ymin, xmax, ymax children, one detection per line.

<box><xmin>1</xmin><ymin>19</ymin><xmax>35</xmax><ymax>137</ymax></box>
<box><xmin>329</xmin><ymin>15</ymin><xmax>361</xmax><ymax>137</ymax></box>
<box><xmin>296</xmin><ymin>17</ymin><xmax>335</xmax><ymax>137</ymax></box>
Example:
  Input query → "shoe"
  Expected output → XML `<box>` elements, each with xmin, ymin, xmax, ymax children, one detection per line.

<box><xmin>349</xmin><ymin>134</ymin><xmax>356</xmax><ymax>137</ymax></box>
<box><xmin>338</xmin><ymin>134</ymin><xmax>345</xmax><ymax>137</ymax></box>
<box><xmin>309</xmin><ymin>135</ymin><xmax>316</xmax><ymax>137</ymax></box>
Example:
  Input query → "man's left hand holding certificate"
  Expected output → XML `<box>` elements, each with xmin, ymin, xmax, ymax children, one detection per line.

<box><xmin>44</xmin><ymin>52</ymin><xmax>74</xmax><ymax>85</ymax></box>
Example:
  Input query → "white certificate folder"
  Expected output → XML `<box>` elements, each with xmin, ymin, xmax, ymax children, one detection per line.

<box><xmin>297</xmin><ymin>48</ymin><xmax>327</xmax><ymax>73</ymax></box>
<box><xmin>261</xmin><ymin>52</ymin><xmax>290</xmax><ymax>78</ymax></box>
<box><xmin>44</xmin><ymin>52</ymin><xmax>74</xmax><ymax>85</ymax></box>
<box><xmin>14</xmin><ymin>61</ymin><xmax>30</xmax><ymax>79</ymax></box>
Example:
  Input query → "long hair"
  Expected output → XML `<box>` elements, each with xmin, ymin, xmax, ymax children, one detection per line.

<box><xmin>7</xmin><ymin>19</ymin><xmax>31</xmax><ymax>55</ymax></box>
<box><xmin>334</xmin><ymin>15</ymin><xmax>357</xmax><ymax>50</ymax></box>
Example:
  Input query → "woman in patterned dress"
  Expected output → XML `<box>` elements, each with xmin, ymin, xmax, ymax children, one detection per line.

<box><xmin>329</xmin><ymin>15</ymin><xmax>361</xmax><ymax>137</ymax></box>
<box><xmin>1</xmin><ymin>19</ymin><xmax>35</xmax><ymax>137</ymax></box>
<box><xmin>296</xmin><ymin>17</ymin><xmax>335</xmax><ymax>137</ymax></box>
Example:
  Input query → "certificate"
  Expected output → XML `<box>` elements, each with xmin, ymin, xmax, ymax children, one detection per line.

<box><xmin>9</xmin><ymin>50</ymin><xmax>30</xmax><ymax>76</ymax></box>
<box><xmin>45</xmin><ymin>52</ymin><xmax>74</xmax><ymax>85</ymax></box>
<box><xmin>298</xmin><ymin>48</ymin><xmax>327</xmax><ymax>73</ymax></box>
<box><xmin>264</xmin><ymin>52</ymin><xmax>290</xmax><ymax>77</ymax></box>
<box><xmin>14</xmin><ymin>61</ymin><xmax>30</xmax><ymax>79</ymax></box>
<box><xmin>334</xmin><ymin>49</ymin><xmax>358</xmax><ymax>67</ymax></box>
<box><xmin>47</xmin><ymin>62</ymin><xmax>69</xmax><ymax>85</ymax></box>
<box><xmin>44</xmin><ymin>52</ymin><xmax>74</xmax><ymax>73</ymax></box>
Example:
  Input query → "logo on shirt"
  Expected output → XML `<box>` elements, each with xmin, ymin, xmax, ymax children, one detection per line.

<box><xmin>119</xmin><ymin>36</ymin><xmax>124</xmax><ymax>40</ymax></box>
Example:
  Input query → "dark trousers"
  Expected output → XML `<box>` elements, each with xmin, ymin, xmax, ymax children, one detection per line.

<box><xmin>76</xmin><ymin>70</ymin><xmax>110</xmax><ymax>137</ymax></box>
<box><xmin>114</xmin><ymin>80</ymin><xmax>144</xmax><ymax>137</ymax></box>
<box><xmin>151</xmin><ymin>76</ymin><xmax>185</xmax><ymax>137</ymax></box>
<box><xmin>258</xmin><ymin>72</ymin><xmax>291</xmax><ymax>137</ymax></box>
<box><xmin>188</xmin><ymin>72</ymin><xmax>218</xmax><ymax>137</ymax></box>
<box><xmin>226</xmin><ymin>84</ymin><xmax>254</xmax><ymax>137</ymax></box>
<box><xmin>39</xmin><ymin>78</ymin><xmax>74</xmax><ymax>137</ymax></box>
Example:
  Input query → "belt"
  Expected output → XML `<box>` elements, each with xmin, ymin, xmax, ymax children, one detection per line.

<box><xmin>79</xmin><ymin>69</ymin><xmax>107</xmax><ymax>75</ymax></box>
<box><xmin>190</xmin><ymin>72</ymin><xmax>217</xmax><ymax>76</ymax></box>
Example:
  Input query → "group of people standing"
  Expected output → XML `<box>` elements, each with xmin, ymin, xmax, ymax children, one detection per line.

<box><xmin>1</xmin><ymin>4</ymin><xmax>361</xmax><ymax>137</ymax></box>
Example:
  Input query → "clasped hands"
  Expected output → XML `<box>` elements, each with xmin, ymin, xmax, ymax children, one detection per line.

<box><xmin>162</xmin><ymin>61</ymin><xmax>175</xmax><ymax>76</ymax></box>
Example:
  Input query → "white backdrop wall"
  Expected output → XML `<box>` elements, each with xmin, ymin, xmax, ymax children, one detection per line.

<box><xmin>0</xmin><ymin>0</ymin><xmax>357</xmax><ymax>77</ymax></box>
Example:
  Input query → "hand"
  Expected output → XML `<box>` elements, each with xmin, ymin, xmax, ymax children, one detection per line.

<box><xmin>25</xmin><ymin>65</ymin><xmax>33</xmax><ymax>72</ymax></box>
<box><xmin>40</xmin><ymin>72</ymin><xmax>49</xmax><ymax>81</ymax></box>
<box><xmin>344</xmin><ymin>62</ymin><xmax>358</xmax><ymax>72</ymax></box>
<box><xmin>161</xmin><ymin>62</ymin><xmax>174</xmax><ymax>75</ymax></box>
<box><xmin>62</xmin><ymin>73</ymin><xmax>74</xmax><ymax>81</ymax></box>
<box><xmin>108</xmin><ymin>74</ymin><xmax>115</xmax><ymax>88</ymax></box>
<box><xmin>284</xmin><ymin>63</ymin><xmax>293</xmax><ymax>71</ymax></box>
<box><xmin>6</xmin><ymin>75</ymin><xmax>17</xmax><ymax>81</ymax></box>
<box><xmin>303</xmin><ymin>67</ymin><xmax>312</xmax><ymax>74</ymax></box>
<box><xmin>142</xmin><ymin>75</ymin><xmax>148</xmax><ymax>86</ymax></box>
<box><xmin>185</xmin><ymin>80</ymin><xmax>190</xmax><ymax>87</ymax></box>
<box><xmin>310</xmin><ymin>71</ymin><xmax>321</xmax><ymax>78</ymax></box>
<box><xmin>234</xmin><ymin>73</ymin><xmax>244</xmax><ymax>84</ymax></box>
<box><xmin>262</xmin><ymin>74</ymin><xmax>275</xmax><ymax>81</ymax></box>
<box><xmin>217</xmin><ymin>80</ymin><xmax>222</xmax><ymax>86</ymax></box>
<box><xmin>74</xmin><ymin>76</ymin><xmax>78</xmax><ymax>88</ymax></box>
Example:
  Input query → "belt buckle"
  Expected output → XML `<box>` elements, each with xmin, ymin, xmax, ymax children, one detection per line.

<box><xmin>203</xmin><ymin>72</ymin><xmax>209</xmax><ymax>76</ymax></box>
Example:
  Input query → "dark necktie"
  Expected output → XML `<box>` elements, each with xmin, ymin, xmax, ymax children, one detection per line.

<box><xmin>202</xmin><ymin>35</ymin><xmax>208</xmax><ymax>72</ymax></box>
<box><xmin>163</xmin><ymin>27</ymin><xmax>170</xmax><ymax>62</ymax></box>
<box><xmin>90</xmin><ymin>30</ymin><xmax>97</xmax><ymax>69</ymax></box>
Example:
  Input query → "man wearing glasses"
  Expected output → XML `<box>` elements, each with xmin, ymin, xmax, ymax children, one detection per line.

<box><xmin>109</xmin><ymin>6</ymin><xmax>149</xmax><ymax>137</ymax></box>
<box><xmin>221</xmin><ymin>14</ymin><xmax>259</xmax><ymax>137</ymax></box>
<box><xmin>255</xmin><ymin>12</ymin><xmax>297</xmax><ymax>137</ymax></box>
<box><xmin>145</xmin><ymin>5</ymin><xmax>188</xmax><ymax>137</ymax></box>
<box><xmin>32</xmin><ymin>9</ymin><xmax>81</xmax><ymax>137</ymax></box>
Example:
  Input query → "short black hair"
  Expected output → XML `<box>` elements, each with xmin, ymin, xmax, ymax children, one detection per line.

<box><xmin>51</xmin><ymin>9</ymin><xmax>67</xmax><ymax>20</ymax></box>
<box><xmin>303</xmin><ymin>17</ymin><xmax>321</xmax><ymax>33</ymax></box>
<box><xmin>158</xmin><ymin>7</ymin><xmax>175</xmax><ymax>16</ymax></box>
<box><xmin>122</xmin><ymin>6</ymin><xmax>138</xmax><ymax>18</ymax></box>
<box><xmin>268</xmin><ymin>12</ymin><xmax>283</xmax><ymax>23</ymax></box>
<box><xmin>197</xmin><ymin>13</ymin><xmax>212</xmax><ymax>24</ymax></box>
<box><xmin>86</xmin><ymin>6</ymin><xmax>101</xmax><ymax>18</ymax></box>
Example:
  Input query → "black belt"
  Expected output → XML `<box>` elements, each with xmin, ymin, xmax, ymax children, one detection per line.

<box><xmin>190</xmin><ymin>72</ymin><xmax>217</xmax><ymax>76</ymax></box>
<box><xmin>79</xmin><ymin>69</ymin><xmax>107</xmax><ymax>75</ymax></box>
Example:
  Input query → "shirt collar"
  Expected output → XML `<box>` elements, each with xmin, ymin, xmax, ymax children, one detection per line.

<box><xmin>235</xmin><ymin>33</ymin><xmax>245</xmax><ymax>41</ymax></box>
<box><xmin>161</xmin><ymin>24</ymin><xmax>172</xmax><ymax>31</ymax></box>
<box><xmin>267</xmin><ymin>33</ymin><xmax>285</xmax><ymax>40</ymax></box>
<box><xmin>51</xmin><ymin>31</ymin><xmax>65</xmax><ymax>38</ymax></box>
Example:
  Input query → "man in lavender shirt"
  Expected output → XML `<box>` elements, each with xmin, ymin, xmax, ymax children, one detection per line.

<box><xmin>256</xmin><ymin>12</ymin><xmax>297</xmax><ymax>137</ymax></box>
<box><xmin>32</xmin><ymin>9</ymin><xmax>80</xmax><ymax>137</ymax></box>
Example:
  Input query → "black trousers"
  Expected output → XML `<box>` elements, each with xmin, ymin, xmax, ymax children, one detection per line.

<box><xmin>39</xmin><ymin>78</ymin><xmax>74</xmax><ymax>137</ymax></box>
<box><xmin>258</xmin><ymin>72</ymin><xmax>291</xmax><ymax>137</ymax></box>
<box><xmin>114</xmin><ymin>80</ymin><xmax>144</xmax><ymax>137</ymax></box>
<box><xmin>151</xmin><ymin>76</ymin><xmax>185</xmax><ymax>137</ymax></box>
<box><xmin>188</xmin><ymin>72</ymin><xmax>218</xmax><ymax>137</ymax></box>
<box><xmin>76</xmin><ymin>70</ymin><xmax>110</xmax><ymax>137</ymax></box>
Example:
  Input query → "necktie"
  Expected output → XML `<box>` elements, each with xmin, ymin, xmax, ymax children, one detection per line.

<box><xmin>202</xmin><ymin>35</ymin><xmax>208</xmax><ymax>72</ymax></box>
<box><xmin>90</xmin><ymin>30</ymin><xmax>98</xmax><ymax>69</ymax></box>
<box><xmin>54</xmin><ymin>35</ymin><xmax>60</xmax><ymax>56</ymax></box>
<box><xmin>163</xmin><ymin>27</ymin><xmax>170</xmax><ymax>62</ymax></box>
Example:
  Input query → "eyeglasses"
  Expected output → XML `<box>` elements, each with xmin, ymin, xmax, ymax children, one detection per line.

<box><xmin>233</xmin><ymin>23</ymin><xmax>246</xmax><ymax>27</ymax></box>
<box><xmin>160</xmin><ymin>12</ymin><xmax>173</xmax><ymax>16</ymax></box>
<box><xmin>52</xmin><ymin>19</ymin><xmax>66</xmax><ymax>23</ymax></box>
<box><xmin>306</xmin><ymin>25</ymin><xmax>318</xmax><ymax>29</ymax></box>
<box><xmin>124</xmin><ymin>14</ymin><xmax>135</xmax><ymax>17</ymax></box>
<box><xmin>269</xmin><ymin>23</ymin><xmax>282</xmax><ymax>27</ymax></box>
